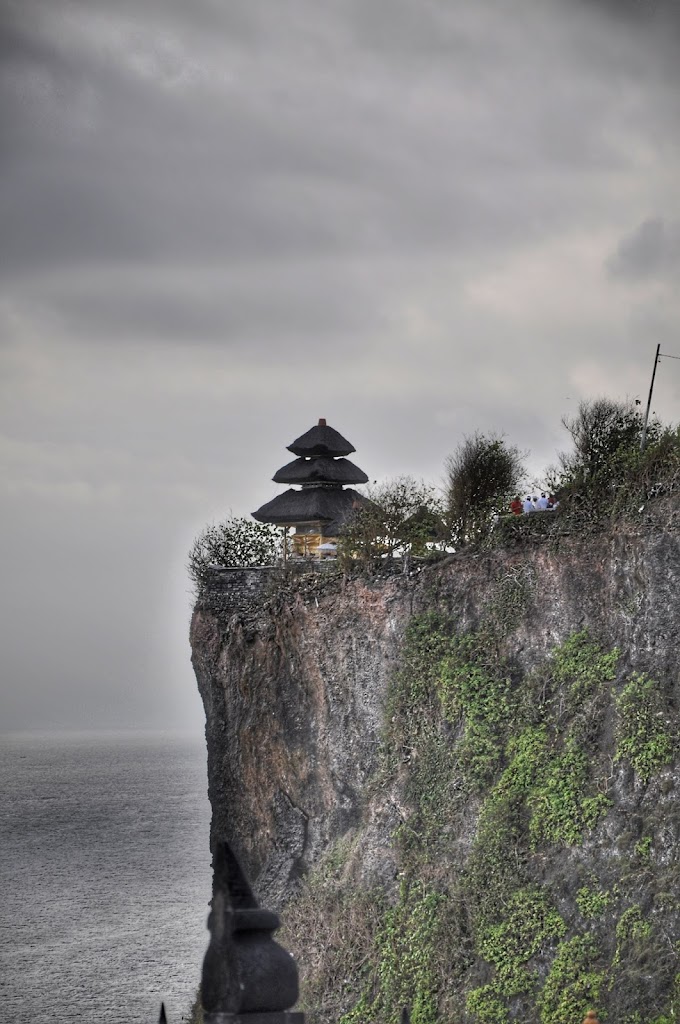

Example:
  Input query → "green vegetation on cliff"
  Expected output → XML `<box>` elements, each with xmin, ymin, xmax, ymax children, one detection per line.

<box><xmin>281</xmin><ymin>594</ymin><xmax>680</xmax><ymax>1024</ymax></box>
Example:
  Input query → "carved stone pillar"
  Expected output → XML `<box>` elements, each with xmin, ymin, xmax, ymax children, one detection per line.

<box><xmin>202</xmin><ymin>841</ymin><xmax>304</xmax><ymax>1024</ymax></box>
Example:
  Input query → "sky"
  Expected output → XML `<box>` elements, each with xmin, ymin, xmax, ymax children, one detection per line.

<box><xmin>1</xmin><ymin>0</ymin><xmax>679</xmax><ymax>734</ymax></box>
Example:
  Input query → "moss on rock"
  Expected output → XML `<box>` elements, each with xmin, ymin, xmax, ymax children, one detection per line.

<box><xmin>283</xmin><ymin>609</ymin><xmax>680</xmax><ymax>1024</ymax></box>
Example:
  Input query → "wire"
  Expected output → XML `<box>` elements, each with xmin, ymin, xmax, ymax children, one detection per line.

<box><xmin>660</xmin><ymin>352</ymin><xmax>680</xmax><ymax>361</ymax></box>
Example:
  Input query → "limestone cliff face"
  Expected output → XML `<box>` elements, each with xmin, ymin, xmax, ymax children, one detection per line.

<box><xmin>190</xmin><ymin>522</ymin><xmax>680</xmax><ymax>1023</ymax></box>
<box><xmin>191</xmin><ymin>566</ymin><xmax>410</xmax><ymax>905</ymax></box>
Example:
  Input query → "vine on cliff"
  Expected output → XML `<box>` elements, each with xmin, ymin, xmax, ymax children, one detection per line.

<box><xmin>284</xmin><ymin>606</ymin><xmax>679</xmax><ymax>1024</ymax></box>
<box><xmin>615</xmin><ymin>672</ymin><xmax>676</xmax><ymax>782</ymax></box>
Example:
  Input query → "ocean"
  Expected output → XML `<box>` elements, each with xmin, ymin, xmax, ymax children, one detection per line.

<box><xmin>0</xmin><ymin>732</ymin><xmax>213</xmax><ymax>1024</ymax></box>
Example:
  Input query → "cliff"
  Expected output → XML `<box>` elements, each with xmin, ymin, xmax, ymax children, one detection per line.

<box><xmin>190</xmin><ymin>514</ymin><xmax>680</xmax><ymax>1024</ymax></box>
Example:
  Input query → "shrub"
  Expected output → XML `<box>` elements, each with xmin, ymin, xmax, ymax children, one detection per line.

<box><xmin>338</xmin><ymin>477</ymin><xmax>446</xmax><ymax>566</ymax></box>
<box><xmin>188</xmin><ymin>515</ymin><xmax>282</xmax><ymax>586</ymax></box>
<box><xmin>445</xmin><ymin>433</ymin><xmax>525</xmax><ymax>546</ymax></box>
<box><xmin>549</xmin><ymin>398</ymin><xmax>680</xmax><ymax>514</ymax></box>
<box><xmin>615</xmin><ymin>672</ymin><xmax>675</xmax><ymax>782</ymax></box>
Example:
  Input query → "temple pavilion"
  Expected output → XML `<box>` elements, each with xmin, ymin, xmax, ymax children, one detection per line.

<box><xmin>252</xmin><ymin>418</ymin><xmax>369</xmax><ymax>558</ymax></box>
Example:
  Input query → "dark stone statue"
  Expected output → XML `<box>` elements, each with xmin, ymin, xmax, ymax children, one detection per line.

<box><xmin>201</xmin><ymin>840</ymin><xmax>304</xmax><ymax>1023</ymax></box>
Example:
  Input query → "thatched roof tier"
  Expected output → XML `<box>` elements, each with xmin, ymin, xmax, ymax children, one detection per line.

<box><xmin>287</xmin><ymin>418</ymin><xmax>355</xmax><ymax>458</ymax></box>
<box><xmin>273</xmin><ymin>457</ymin><xmax>368</xmax><ymax>486</ymax></box>
<box><xmin>253</xmin><ymin>487</ymin><xmax>368</xmax><ymax>527</ymax></box>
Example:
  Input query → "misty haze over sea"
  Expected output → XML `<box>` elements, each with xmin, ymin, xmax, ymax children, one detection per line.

<box><xmin>0</xmin><ymin>732</ymin><xmax>212</xmax><ymax>1023</ymax></box>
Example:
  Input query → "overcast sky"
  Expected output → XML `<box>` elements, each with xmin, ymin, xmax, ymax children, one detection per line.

<box><xmin>1</xmin><ymin>0</ymin><xmax>679</xmax><ymax>734</ymax></box>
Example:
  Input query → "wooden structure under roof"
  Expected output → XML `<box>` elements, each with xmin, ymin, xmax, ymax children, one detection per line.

<box><xmin>252</xmin><ymin>418</ymin><xmax>369</xmax><ymax>558</ymax></box>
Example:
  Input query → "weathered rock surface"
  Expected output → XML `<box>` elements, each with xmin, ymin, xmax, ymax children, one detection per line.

<box><xmin>190</xmin><ymin>520</ymin><xmax>680</xmax><ymax>1022</ymax></box>
<box><xmin>191</xmin><ymin>566</ymin><xmax>409</xmax><ymax>907</ymax></box>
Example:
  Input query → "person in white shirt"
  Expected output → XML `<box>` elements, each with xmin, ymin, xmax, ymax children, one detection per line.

<box><xmin>523</xmin><ymin>496</ymin><xmax>534</xmax><ymax>513</ymax></box>
<box><xmin>536</xmin><ymin>493</ymin><xmax>549</xmax><ymax>510</ymax></box>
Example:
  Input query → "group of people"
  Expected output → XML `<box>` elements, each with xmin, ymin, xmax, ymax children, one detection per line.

<box><xmin>509</xmin><ymin>493</ymin><xmax>559</xmax><ymax>515</ymax></box>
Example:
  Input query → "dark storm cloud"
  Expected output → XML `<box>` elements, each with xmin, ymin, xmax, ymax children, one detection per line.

<box><xmin>32</xmin><ymin>266</ymin><xmax>385</xmax><ymax>346</ymax></box>
<box><xmin>576</xmin><ymin>0</ymin><xmax>680</xmax><ymax>34</ymax></box>
<box><xmin>1</xmin><ymin>0</ymin><xmax>679</xmax><ymax>733</ymax></box>
<box><xmin>607</xmin><ymin>218</ymin><xmax>680</xmax><ymax>281</ymax></box>
<box><xmin>3</xmin><ymin>0</ymin><xmax>677</xmax><ymax>283</ymax></box>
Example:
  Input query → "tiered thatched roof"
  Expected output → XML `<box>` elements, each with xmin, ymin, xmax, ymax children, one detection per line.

<box><xmin>287</xmin><ymin>419</ymin><xmax>355</xmax><ymax>458</ymax></box>
<box><xmin>273</xmin><ymin>457</ymin><xmax>368</xmax><ymax>486</ymax></box>
<box><xmin>252</xmin><ymin>418</ymin><xmax>368</xmax><ymax>531</ymax></box>
<box><xmin>253</xmin><ymin>486</ymin><xmax>366</xmax><ymax>527</ymax></box>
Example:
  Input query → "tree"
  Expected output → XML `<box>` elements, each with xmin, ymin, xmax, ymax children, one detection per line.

<box><xmin>550</xmin><ymin>397</ymin><xmax>680</xmax><ymax>513</ymax></box>
<box><xmin>445</xmin><ymin>433</ymin><xmax>525</xmax><ymax>546</ymax></box>
<box><xmin>553</xmin><ymin>398</ymin><xmax>663</xmax><ymax>499</ymax></box>
<box><xmin>188</xmin><ymin>516</ymin><xmax>283</xmax><ymax>588</ymax></box>
<box><xmin>338</xmin><ymin>477</ymin><xmax>445</xmax><ymax>566</ymax></box>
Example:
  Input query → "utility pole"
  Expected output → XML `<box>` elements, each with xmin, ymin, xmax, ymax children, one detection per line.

<box><xmin>640</xmin><ymin>343</ymin><xmax>661</xmax><ymax>453</ymax></box>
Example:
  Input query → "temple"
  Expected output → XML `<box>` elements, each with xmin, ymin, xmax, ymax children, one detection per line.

<box><xmin>252</xmin><ymin>418</ymin><xmax>369</xmax><ymax>558</ymax></box>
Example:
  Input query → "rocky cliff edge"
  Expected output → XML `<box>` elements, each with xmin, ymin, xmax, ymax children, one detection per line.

<box><xmin>190</xmin><ymin>517</ymin><xmax>680</xmax><ymax>1024</ymax></box>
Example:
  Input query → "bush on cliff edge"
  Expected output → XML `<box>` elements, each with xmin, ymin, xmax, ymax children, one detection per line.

<box><xmin>188</xmin><ymin>515</ymin><xmax>282</xmax><ymax>588</ymax></box>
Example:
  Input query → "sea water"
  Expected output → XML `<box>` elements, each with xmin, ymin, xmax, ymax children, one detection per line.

<box><xmin>0</xmin><ymin>732</ymin><xmax>213</xmax><ymax>1023</ymax></box>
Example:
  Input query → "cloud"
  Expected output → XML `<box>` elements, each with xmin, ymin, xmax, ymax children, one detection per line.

<box><xmin>1</xmin><ymin>0</ymin><xmax>679</xmax><ymax>732</ymax></box>
<box><xmin>17</xmin><ymin>263</ymin><xmax>384</xmax><ymax>348</ymax></box>
<box><xmin>3</xmin><ymin>0</ymin><xmax>677</xmax><ymax>281</ymax></box>
<box><xmin>607</xmin><ymin>218</ymin><xmax>680</xmax><ymax>281</ymax></box>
